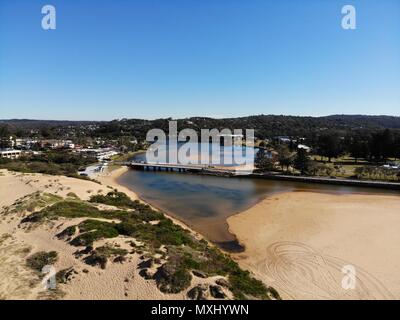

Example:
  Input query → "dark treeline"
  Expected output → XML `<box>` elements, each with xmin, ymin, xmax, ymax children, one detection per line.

<box><xmin>310</xmin><ymin>129</ymin><xmax>400</xmax><ymax>163</ymax></box>
<box><xmin>0</xmin><ymin>125</ymin><xmax>11</xmax><ymax>148</ymax></box>
<box><xmin>2</xmin><ymin>115</ymin><xmax>400</xmax><ymax>141</ymax></box>
<box><xmin>59</xmin><ymin>115</ymin><xmax>400</xmax><ymax>141</ymax></box>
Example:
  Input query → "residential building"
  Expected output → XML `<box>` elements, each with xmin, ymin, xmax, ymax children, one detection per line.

<box><xmin>78</xmin><ymin>148</ymin><xmax>118</xmax><ymax>161</ymax></box>
<box><xmin>0</xmin><ymin>149</ymin><xmax>22</xmax><ymax>159</ymax></box>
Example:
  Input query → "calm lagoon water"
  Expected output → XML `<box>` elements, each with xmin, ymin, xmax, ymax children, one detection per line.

<box><xmin>133</xmin><ymin>141</ymin><xmax>257</xmax><ymax>167</ymax></box>
<box><xmin>118</xmin><ymin>168</ymin><xmax>398</xmax><ymax>252</ymax></box>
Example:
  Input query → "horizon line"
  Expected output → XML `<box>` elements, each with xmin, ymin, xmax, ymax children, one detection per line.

<box><xmin>1</xmin><ymin>113</ymin><xmax>400</xmax><ymax>123</ymax></box>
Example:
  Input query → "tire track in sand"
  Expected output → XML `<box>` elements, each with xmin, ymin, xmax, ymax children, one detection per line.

<box><xmin>255</xmin><ymin>241</ymin><xmax>394</xmax><ymax>300</ymax></box>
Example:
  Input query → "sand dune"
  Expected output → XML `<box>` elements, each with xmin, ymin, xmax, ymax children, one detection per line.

<box><xmin>0</xmin><ymin>169</ymin><xmax>214</xmax><ymax>300</ymax></box>
<box><xmin>228</xmin><ymin>191</ymin><xmax>400</xmax><ymax>300</ymax></box>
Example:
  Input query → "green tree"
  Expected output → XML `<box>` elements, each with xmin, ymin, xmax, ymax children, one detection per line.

<box><xmin>294</xmin><ymin>148</ymin><xmax>310</xmax><ymax>175</ymax></box>
<box><xmin>394</xmin><ymin>135</ymin><xmax>400</xmax><ymax>160</ymax></box>
<box><xmin>348</xmin><ymin>137</ymin><xmax>369</xmax><ymax>163</ymax></box>
<box><xmin>369</xmin><ymin>129</ymin><xmax>394</xmax><ymax>162</ymax></box>
<box><xmin>0</xmin><ymin>126</ymin><xmax>11</xmax><ymax>149</ymax></box>
<box><xmin>255</xmin><ymin>149</ymin><xmax>275</xmax><ymax>172</ymax></box>
<box><xmin>317</xmin><ymin>133</ymin><xmax>342</xmax><ymax>162</ymax></box>
<box><xmin>276</xmin><ymin>145</ymin><xmax>294</xmax><ymax>172</ymax></box>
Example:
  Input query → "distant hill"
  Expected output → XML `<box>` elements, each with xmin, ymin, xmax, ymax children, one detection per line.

<box><xmin>323</xmin><ymin>115</ymin><xmax>400</xmax><ymax>128</ymax></box>
<box><xmin>177</xmin><ymin>114</ymin><xmax>400</xmax><ymax>138</ymax></box>
<box><xmin>0</xmin><ymin>119</ymin><xmax>102</xmax><ymax>129</ymax></box>
<box><xmin>1</xmin><ymin>115</ymin><xmax>400</xmax><ymax>139</ymax></box>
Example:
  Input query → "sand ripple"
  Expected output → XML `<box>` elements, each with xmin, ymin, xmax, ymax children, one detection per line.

<box><xmin>256</xmin><ymin>241</ymin><xmax>394</xmax><ymax>300</ymax></box>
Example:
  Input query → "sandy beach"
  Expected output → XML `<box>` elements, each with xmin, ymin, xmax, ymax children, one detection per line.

<box><xmin>96</xmin><ymin>166</ymin><xmax>139</xmax><ymax>201</ymax></box>
<box><xmin>3</xmin><ymin>165</ymin><xmax>400</xmax><ymax>300</ymax></box>
<box><xmin>0</xmin><ymin>168</ymin><xmax>216</xmax><ymax>300</ymax></box>
<box><xmin>228</xmin><ymin>191</ymin><xmax>400</xmax><ymax>300</ymax></box>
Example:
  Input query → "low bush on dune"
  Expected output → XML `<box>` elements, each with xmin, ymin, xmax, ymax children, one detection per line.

<box><xmin>21</xmin><ymin>200</ymin><xmax>111</xmax><ymax>223</ymax></box>
<box><xmin>26</xmin><ymin>251</ymin><xmax>58</xmax><ymax>272</ymax></box>
<box><xmin>89</xmin><ymin>191</ymin><xmax>137</xmax><ymax>208</ymax></box>
<box><xmin>70</xmin><ymin>220</ymin><xmax>120</xmax><ymax>246</ymax></box>
<box><xmin>155</xmin><ymin>262</ymin><xmax>192</xmax><ymax>294</ymax></box>
<box><xmin>83</xmin><ymin>251</ymin><xmax>108</xmax><ymax>269</ymax></box>
<box><xmin>89</xmin><ymin>191</ymin><xmax>164</xmax><ymax>221</ymax></box>
<box><xmin>2</xmin><ymin>192</ymin><xmax>62</xmax><ymax>216</ymax></box>
<box><xmin>67</xmin><ymin>217</ymin><xmax>194</xmax><ymax>249</ymax></box>
<box><xmin>56</xmin><ymin>225</ymin><xmax>77</xmax><ymax>239</ymax></box>
<box><xmin>95</xmin><ymin>245</ymin><xmax>128</xmax><ymax>257</ymax></box>
<box><xmin>156</xmin><ymin>245</ymin><xmax>272</xmax><ymax>299</ymax></box>
<box><xmin>66</xmin><ymin>192</ymin><xmax>79</xmax><ymax>199</ymax></box>
<box><xmin>56</xmin><ymin>267</ymin><xmax>75</xmax><ymax>284</ymax></box>
<box><xmin>229</xmin><ymin>271</ymin><xmax>270</xmax><ymax>300</ymax></box>
<box><xmin>117</xmin><ymin>219</ymin><xmax>194</xmax><ymax>249</ymax></box>
<box><xmin>83</xmin><ymin>245</ymin><xmax>128</xmax><ymax>269</ymax></box>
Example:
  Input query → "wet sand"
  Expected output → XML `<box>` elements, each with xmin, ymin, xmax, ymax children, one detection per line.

<box><xmin>228</xmin><ymin>191</ymin><xmax>400</xmax><ymax>300</ymax></box>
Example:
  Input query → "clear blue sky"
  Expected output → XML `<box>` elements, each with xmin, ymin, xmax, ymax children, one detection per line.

<box><xmin>0</xmin><ymin>0</ymin><xmax>399</xmax><ymax>120</ymax></box>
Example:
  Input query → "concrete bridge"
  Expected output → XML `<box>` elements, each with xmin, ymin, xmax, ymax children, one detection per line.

<box><xmin>128</xmin><ymin>162</ymin><xmax>207</xmax><ymax>172</ymax></box>
<box><xmin>116</xmin><ymin>161</ymin><xmax>236</xmax><ymax>176</ymax></box>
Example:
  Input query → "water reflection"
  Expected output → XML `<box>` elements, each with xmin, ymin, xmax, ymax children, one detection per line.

<box><xmin>135</xmin><ymin>142</ymin><xmax>258</xmax><ymax>167</ymax></box>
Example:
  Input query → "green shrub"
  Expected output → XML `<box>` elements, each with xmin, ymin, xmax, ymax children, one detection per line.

<box><xmin>229</xmin><ymin>270</ymin><xmax>269</xmax><ymax>299</ymax></box>
<box><xmin>56</xmin><ymin>267</ymin><xmax>75</xmax><ymax>284</ymax></box>
<box><xmin>66</xmin><ymin>192</ymin><xmax>79</xmax><ymax>199</ymax></box>
<box><xmin>83</xmin><ymin>245</ymin><xmax>128</xmax><ymax>269</ymax></box>
<box><xmin>153</xmin><ymin>219</ymin><xmax>193</xmax><ymax>247</ymax></box>
<box><xmin>96</xmin><ymin>245</ymin><xmax>128</xmax><ymax>257</ymax></box>
<box><xmin>89</xmin><ymin>191</ymin><xmax>136</xmax><ymax>208</ymax></box>
<box><xmin>115</xmin><ymin>221</ymin><xmax>138</xmax><ymax>236</ymax></box>
<box><xmin>84</xmin><ymin>252</ymin><xmax>108</xmax><ymax>269</ymax></box>
<box><xmin>26</xmin><ymin>251</ymin><xmax>58</xmax><ymax>272</ymax></box>
<box><xmin>155</xmin><ymin>263</ymin><xmax>192</xmax><ymax>294</ymax></box>
<box><xmin>70</xmin><ymin>220</ymin><xmax>119</xmax><ymax>246</ymax></box>
<box><xmin>56</xmin><ymin>225</ymin><xmax>76</xmax><ymax>239</ymax></box>
<box><xmin>89</xmin><ymin>192</ymin><xmax>164</xmax><ymax>221</ymax></box>
<box><xmin>22</xmin><ymin>201</ymin><xmax>108</xmax><ymax>223</ymax></box>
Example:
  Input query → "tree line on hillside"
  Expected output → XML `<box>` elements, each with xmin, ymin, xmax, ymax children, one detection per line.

<box><xmin>2</xmin><ymin>115</ymin><xmax>400</xmax><ymax>142</ymax></box>
<box><xmin>1</xmin><ymin>117</ymin><xmax>400</xmax><ymax>166</ymax></box>
<box><xmin>313</xmin><ymin>129</ymin><xmax>400</xmax><ymax>163</ymax></box>
<box><xmin>254</xmin><ymin>128</ymin><xmax>400</xmax><ymax>181</ymax></box>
